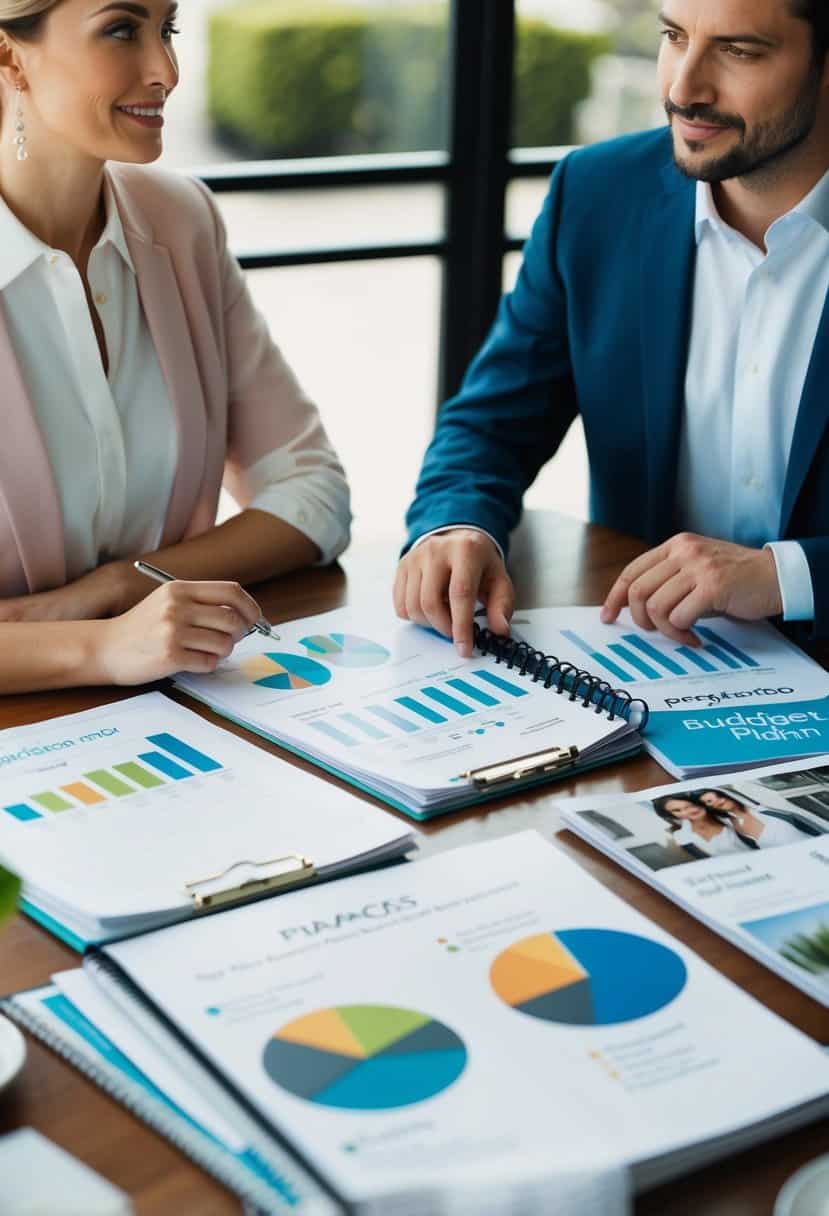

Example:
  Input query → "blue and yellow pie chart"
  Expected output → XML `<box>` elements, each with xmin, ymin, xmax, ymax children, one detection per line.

<box><xmin>491</xmin><ymin>928</ymin><xmax>687</xmax><ymax>1026</ymax></box>
<box><xmin>263</xmin><ymin>1004</ymin><xmax>467</xmax><ymax>1109</ymax></box>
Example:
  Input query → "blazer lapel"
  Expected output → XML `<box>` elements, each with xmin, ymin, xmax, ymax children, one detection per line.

<box><xmin>112</xmin><ymin>175</ymin><xmax>207</xmax><ymax>547</ymax></box>
<box><xmin>0</xmin><ymin>299</ymin><xmax>66</xmax><ymax>592</ymax></box>
<box><xmin>779</xmin><ymin>287</ymin><xmax>829</xmax><ymax>535</ymax></box>
<box><xmin>639</xmin><ymin>164</ymin><xmax>697</xmax><ymax>543</ymax></box>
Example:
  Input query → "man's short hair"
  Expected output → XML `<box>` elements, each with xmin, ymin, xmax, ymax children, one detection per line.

<box><xmin>790</xmin><ymin>0</ymin><xmax>829</xmax><ymax>59</ymax></box>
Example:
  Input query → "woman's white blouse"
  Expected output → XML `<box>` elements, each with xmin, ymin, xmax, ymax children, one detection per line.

<box><xmin>0</xmin><ymin>181</ymin><xmax>348</xmax><ymax>582</ymax></box>
<box><xmin>672</xmin><ymin>820</ymin><xmax>753</xmax><ymax>857</ymax></box>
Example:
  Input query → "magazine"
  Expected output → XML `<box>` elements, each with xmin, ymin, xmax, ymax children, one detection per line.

<box><xmin>557</xmin><ymin>756</ymin><xmax>829</xmax><ymax>1006</ymax></box>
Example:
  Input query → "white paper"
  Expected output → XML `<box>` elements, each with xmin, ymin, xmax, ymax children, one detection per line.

<box><xmin>0</xmin><ymin>692</ymin><xmax>412</xmax><ymax>939</ymax></box>
<box><xmin>175</xmin><ymin>609</ymin><xmax>634</xmax><ymax>812</ymax></box>
<box><xmin>98</xmin><ymin>833</ymin><xmax>829</xmax><ymax>1210</ymax></box>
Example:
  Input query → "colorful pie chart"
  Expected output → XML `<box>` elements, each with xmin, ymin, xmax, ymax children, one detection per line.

<box><xmin>263</xmin><ymin>1004</ymin><xmax>467</xmax><ymax>1110</ymax></box>
<box><xmin>300</xmin><ymin>633</ymin><xmax>390</xmax><ymax>669</ymax></box>
<box><xmin>490</xmin><ymin>928</ymin><xmax>687</xmax><ymax>1026</ymax></box>
<box><xmin>241</xmin><ymin>652</ymin><xmax>331</xmax><ymax>690</ymax></box>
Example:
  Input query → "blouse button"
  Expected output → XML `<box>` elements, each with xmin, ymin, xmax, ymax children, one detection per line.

<box><xmin>94</xmin><ymin>292</ymin><xmax>107</xmax><ymax>306</ymax></box>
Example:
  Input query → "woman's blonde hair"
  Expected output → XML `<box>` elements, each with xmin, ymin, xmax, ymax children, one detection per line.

<box><xmin>0</xmin><ymin>0</ymin><xmax>58</xmax><ymax>39</ymax></box>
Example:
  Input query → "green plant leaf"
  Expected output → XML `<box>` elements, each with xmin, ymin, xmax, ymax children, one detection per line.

<box><xmin>0</xmin><ymin>865</ymin><xmax>21</xmax><ymax>928</ymax></box>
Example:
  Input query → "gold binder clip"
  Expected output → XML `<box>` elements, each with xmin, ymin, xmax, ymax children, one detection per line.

<box><xmin>185</xmin><ymin>854</ymin><xmax>317</xmax><ymax>911</ymax></box>
<box><xmin>461</xmin><ymin>744</ymin><xmax>579</xmax><ymax>789</ymax></box>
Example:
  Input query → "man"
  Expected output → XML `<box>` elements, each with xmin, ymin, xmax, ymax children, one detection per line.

<box><xmin>395</xmin><ymin>0</ymin><xmax>829</xmax><ymax>658</ymax></box>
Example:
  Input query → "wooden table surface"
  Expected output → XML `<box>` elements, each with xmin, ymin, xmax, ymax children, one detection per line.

<box><xmin>1</xmin><ymin>511</ymin><xmax>826</xmax><ymax>1215</ymax></box>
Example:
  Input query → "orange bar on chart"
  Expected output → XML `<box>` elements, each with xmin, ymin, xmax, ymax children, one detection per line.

<box><xmin>61</xmin><ymin>781</ymin><xmax>106</xmax><ymax>806</ymax></box>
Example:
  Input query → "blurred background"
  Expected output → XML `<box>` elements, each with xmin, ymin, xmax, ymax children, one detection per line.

<box><xmin>161</xmin><ymin>0</ymin><xmax>664</xmax><ymax>543</ymax></box>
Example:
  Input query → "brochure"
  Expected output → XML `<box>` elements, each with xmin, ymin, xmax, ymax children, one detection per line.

<box><xmin>515</xmin><ymin>607</ymin><xmax>829</xmax><ymax>777</ymax></box>
<box><xmin>557</xmin><ymin>755</ymin><xmax>829</xmax><ymax>1006</ymax></box>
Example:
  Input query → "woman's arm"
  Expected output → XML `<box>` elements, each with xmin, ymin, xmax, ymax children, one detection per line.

<box><xmin>0</xmin><ymin>580</ymin><xmax>261</xmax><ymax>694</ymax></box>
<box><xmin>0</xmin><ymin>509</ymin><xmax>319</xmax><ymax>623</ymax></box>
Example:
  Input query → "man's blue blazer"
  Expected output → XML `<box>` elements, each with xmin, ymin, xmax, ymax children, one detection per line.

<box><xmin>404</xmin><ymin>128</ymin><xmax>829</xmax><ymax>638</ymax></box>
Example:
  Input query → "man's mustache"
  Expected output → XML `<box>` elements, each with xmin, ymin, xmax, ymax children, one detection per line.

<box><xmin>664</xmin><ymin>99</ymin><xmax>745</xmax><ymax>134</ymax></box>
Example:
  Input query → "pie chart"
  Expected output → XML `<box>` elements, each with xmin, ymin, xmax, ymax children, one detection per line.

<box><xmin>263</xmin><ymin>1004</ymin><xmax>467</xmax><ymax>1110</ymax></box>
<box><xmin>300</xmin><ymin>633</ymin><xmax>390</xmax><ymax>669</ymax></box>
<box><xmin>490</xmin><ymin>928</ymin><xmax>687</xmax><ymax>1026</ymax></box>
<box><xmin>240</xmin><ymin>652</ymin><xmax>331</xmax><ymax>690</ymax></box>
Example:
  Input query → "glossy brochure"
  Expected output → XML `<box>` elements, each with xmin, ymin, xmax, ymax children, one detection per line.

<box><xmin>557</xmin><ymin>754</ymin><xmax>829</xmax><ymax>1007</ymax></box>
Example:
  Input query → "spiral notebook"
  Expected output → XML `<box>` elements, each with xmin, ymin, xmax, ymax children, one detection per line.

<box><xmin>173</xmin><ymin>608</ymin><xmax>648</xmax><ymax>820</ymax></box>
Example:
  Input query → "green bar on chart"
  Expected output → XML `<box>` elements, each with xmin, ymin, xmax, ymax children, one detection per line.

<box><xmin>114</xmin><ymin>762</ymin><xmax>164</xmax><ymax>789</ymax></box>
<box><xmin>31</xmin><ymin>791</ymin><xmax>73</xmax><ymax>813</ymax></box>
<box><xmin>84</xmin><ymin>769</ymin><xmax>134</xmax><ymax>797</ymax></box>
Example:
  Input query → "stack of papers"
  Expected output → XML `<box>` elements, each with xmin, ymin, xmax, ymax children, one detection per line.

<box><xmin>0</xmin><ymin>693</ymin><xmax>413</xmax><ymax>948</ymax></box>
<box><xmin>14</xmin><ymin>833</ymin><xmax>826</xmax><ymax>1213</ymax></box>
<box><xmin>174</xmin><ymin>608</ymin><xmax>642</xmax><ymax>819</ymax></box>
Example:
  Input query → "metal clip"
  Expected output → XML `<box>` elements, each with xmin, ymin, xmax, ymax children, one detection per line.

<box><xmin>461</xmin><ymin>744</ymin><xmax>579</xmax><ymax>788</ymax></box>
<box><xmin>185</xmin><ymin>854</ymin><xmax>316</xmax><ymax>911</ymax></box>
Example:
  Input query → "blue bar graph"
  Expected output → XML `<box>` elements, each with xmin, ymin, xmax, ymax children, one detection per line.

<box><xmin>395</xmin><ymin>696</ymin><xmax>447</xmax><ymax>724</ymax></box>
<box><xmin>139</xmin><ymin>751</ymin><xmax>192</xmax><ymax>781</ymax></box>
<box><xmin>694</xmin><ymin>626</ymin><xmax>759</xmax><ymax>668</ymax></box>
<box><xmin>622</xmin><ymin>635</ymin><xmax>686</xmax><ymax>676</ymax></box>
<box><xmin>422</xmin><ymin>687</ymin><xmax>475</xmax><ymax>716</ymax></box>
<box><xmin>3</xmin><ymin>802</ymin><xmax>41</xmax><ymax>822</ymax></box>
<box><xmin>447</xmin><ymin>678</ymin><xmax>498</xmax><ymax>707</ymax></box>
<box><xmin>608</xmin><ymin>643</ymin><xmax>660</xmax><ymax>680</ymax></box>
<box><xmin>677</xmin><ymin>646</ymin><xmax>717</xmax><ymax>673</ymax></box>
<box><xmin>309</xmin><ymin>720</ymin><xmax>359</xmax><ymax>748</ymax></box>
<box><xmin>340</xmin><ymin>713</ymin><xmax>389</xmax><ymax>741</ymax></box>
<box><xmin>472</xmin><ymin>669</ymin><xmax>529</xmax><ymax>698</ymax></box>
<box><xmin>560</xmin><ymin>632</ymin><xmax>633</xmax><ymax>684</ymax></box>
<box><xmin>368</xmin><ymin>706</ymin><xmax>420</xmax><ymax>733</ymax></box>
<box><xmin>699</xmin><ymin>643</ymin><xmax>740</xmax><ymax>670</ymax></box>
<box><xmin>146</xmin><ymin>733</ymin><xmax>221</xmax><ymax>773</ymax></box>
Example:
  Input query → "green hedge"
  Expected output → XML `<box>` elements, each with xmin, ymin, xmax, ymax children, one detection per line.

<box><xmin>207</xmin><ymin>4</ymin><xmax>609</xmax><ymax>158</ymax></box>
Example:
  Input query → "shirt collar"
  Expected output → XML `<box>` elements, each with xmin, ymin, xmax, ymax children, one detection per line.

<box><xmin>695</xmin><ymin>166</ymin><xmax>829</xmax><ymax>246</ymax></box>
<box><xmin>0</xmin><ymin>173</ymin><xmax>134</xmax><ymax>292</ymax></box>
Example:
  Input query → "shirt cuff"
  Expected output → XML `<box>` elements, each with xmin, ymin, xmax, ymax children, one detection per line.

<box><xmin>411</xmin><ymin>526</ymin><xmax>505</xmax><ymax>564</ymax></box>
<box><xmin>764</xmin><ymin>541</ymin><xmax>815</xmax><ymax>621</ymax></box>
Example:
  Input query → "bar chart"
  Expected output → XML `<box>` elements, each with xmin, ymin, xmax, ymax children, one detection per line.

<box><xmin>2</xmin><ymin>732</ymin><xmax>222</xmax><ymax>824</ymax></box>
<box><xmin>307</xmin><ymin>668</ymin><xmax>528</xmax><ymax>750</ymax></box>
<box><xmin>560</xmin><ymin>624</ymin><xmax>761</xmax><ymax>685</ymax></box>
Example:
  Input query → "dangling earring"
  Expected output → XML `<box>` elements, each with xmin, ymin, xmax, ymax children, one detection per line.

<box><xmin>13</xmin><ymin>84</ymin><xmax>27</xmax><ymax>161</ymax></box>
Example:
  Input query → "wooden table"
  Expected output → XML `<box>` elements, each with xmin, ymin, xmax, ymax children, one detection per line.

<box><xmin>1</xmin><ymin>511</ymin><xmax>826</xmax><ymax>1215</ymax></box>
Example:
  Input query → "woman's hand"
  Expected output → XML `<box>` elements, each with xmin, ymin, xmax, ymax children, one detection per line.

<box><xmin>0</xmin><ymin>561</ymin><xmax>137</xmax><ymax>623</ymax></box>
<box><xmin>95</xmin><ymin>580</ymin><xmax>262</xmax><ymax>685</ymax></box>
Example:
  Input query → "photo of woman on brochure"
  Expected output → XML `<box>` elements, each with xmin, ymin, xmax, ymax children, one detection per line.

<box><xmin>575</xmin><ymin>769</ymin><xmax>829</xmax><ymax>872</ymax></box>
<box><xmin>652</xmin><ymin>788</ymin><xmax>819</xmax><ymax>858</ymax></box>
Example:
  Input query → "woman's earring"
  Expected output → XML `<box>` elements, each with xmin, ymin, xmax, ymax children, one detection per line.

<box><xmin>13</xmin><ymin>85</ymin><xmax>27</xmax><ymax>161</ymax></box>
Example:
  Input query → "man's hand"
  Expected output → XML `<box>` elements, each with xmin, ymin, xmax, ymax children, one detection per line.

<box><xmin>393</xmin><ymin>530</ymin><xmax>515</xmax><ymax>657</ymax></box>
<box><xmin>601</xmin><ymin>533</ymin><xmax>783</xmax><ymax>644</ymax></box>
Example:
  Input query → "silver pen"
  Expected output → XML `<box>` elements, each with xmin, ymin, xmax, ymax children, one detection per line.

<box><xmin>133</xmin><ymin>560</ymin><xmax>280</xmax><ymax>640</ymax></box>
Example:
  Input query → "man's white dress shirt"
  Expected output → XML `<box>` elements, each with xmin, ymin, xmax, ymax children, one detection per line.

<box><xmin>421</xmin><ymin>170</ymin><xmax>829</xmax><ymax>623</ymax></box>
<box><xmin>677</xmin><ymin>172</ymin><xmax>829</xmax><ymax>621</ymax></box>
<box><xmin>0</xmin><ymin>180</ymin><xmax>348</xmax><ymax>583</ymax></box>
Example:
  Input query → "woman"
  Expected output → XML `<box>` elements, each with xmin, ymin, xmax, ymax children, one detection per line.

<box><xmin>0</xmin><ymin>0</ymin><xmax>350</xmax><ymax>692</ymax></box>
<box><xmin>696</xmin><ymin>788</ymin><xmax>818</xmax><ymax>846</ymax></box>
<box><xmin>651</xmin><ymin>793</ymin><xmax>758</xmax><ymax>857</ymax></box>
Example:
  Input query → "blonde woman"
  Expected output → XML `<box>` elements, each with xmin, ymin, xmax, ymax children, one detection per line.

<box><xmin>0</xmin><ymin>0</ymin><xmax>350</xmax><ymax>692</ymax></box>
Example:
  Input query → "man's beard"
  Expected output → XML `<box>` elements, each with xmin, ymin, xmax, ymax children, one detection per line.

<box><xmin>665</xmin><ymin>67</ymin><xmax>822</xmax><ymax>183</ymax></box>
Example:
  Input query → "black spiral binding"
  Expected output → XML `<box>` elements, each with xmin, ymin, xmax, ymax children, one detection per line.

<box><xmin>472</xmin><ymin>623</ymin><xmax>650</xmax><ymax>730</ymax></box>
